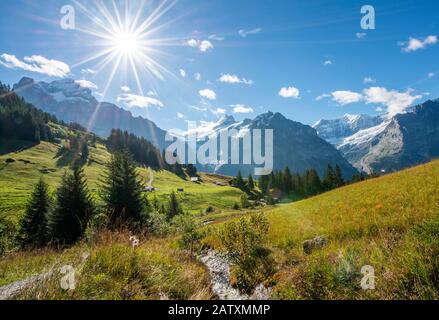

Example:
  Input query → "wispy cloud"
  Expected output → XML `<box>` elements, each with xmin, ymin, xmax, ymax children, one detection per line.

<box><xmin>399</xmin><ymin>35</ymin><xmax>437</xmax><ymax>52</ymax></box>
<box><xmin>330</xmin><ymin>87</ymin><xmax>422</xmax><ymax>116</ymax></box>
<box><xmin>208</xmin><ymin>34</ymin><xmax>224</xmax><ymax>41</ymax></box>
<box><xmin>363</xmin><ymin>76</ymin><xmax>376</xmax><ymax>84</ymax></box>
<box><xmin>231</xmin><ymin>104</ymin><xmax>254</xmax><ymax>114</ymax></box>
<box><xmin>187</xmin><ymin>39</ymin><xmax>213</xmax><ymax>52</ymax></box>
<box><xmin>428</xmin><ymin>72</ymin><xmax>435</xmax><ymax>78</ymax></box>
<box><xmin>0</xmin><ymin>53</ymin><xmax>70</xmax><ymax>77</ymax></box>
<box><xmin>323</xmin><ymin>60</ymin><xmax>333</xmax><ymax>66</ymax></box>
<box><xmin>356</xmin><ymin>32</ymin><xmax>367</xmax><ymax>39</ymax></box>
<box><xmin>218</xmin><ymin>73</ymin><xmax>254</xmax><ymax>85</ymax></box>
<box><xmin>121</xmin><ymin>85</ymin><xmax>131</xmax><ymax>92</ymax></box>
<box><xmin>117</xmin><ymin>94</ymin><xmax>164</xmax><ymax>109</ymax></box>
<box><xmin>279</xmin><ymin>86</ymin><xmax>300</xmax><ymax>99</ymax></box>
<box><xmin>315</xmin><ymin>93</ymin><xmax>330</xmax><ymax>101</ymax></box>
<box><xmin>81</xmin><ymin>68</ymin><xmax>96</xmax><ymax>75</ymax></box>
<box><xmin>177</xmin><ymin>112</ymin><xmax>185</xmax><ymax>119</ymax></box>
<box><xmin>194</xmin><ymin>72</ymin><xmax>201</xmax><ymax>81</ymax></box>
<box><xmin>238</xmin><ymin>28</ymin><xmax>262</xmax><ymax>37</ymax></box>
<box><xmin>363</xmin><ymin>87</ymin><xmax>422</xmax><ymax>116</ymax></box>
<box><xmin>179</xmin><ymin>68</ymin><xmax>187</xmax><ymax>78</ymax></box>
<box><xmin>199</xmin><ymin>89</ymin><xmax>216</xmax><ymax>100</ymax></box>
<box><xmin>75</xmin><ymin>80</ymin><xmax>98</xmax><ymax>89</ymax></box>
<box><xmin>331</xmin><ymin>91</ymin><xmax>363</xmax><ymax>105</ymax></box>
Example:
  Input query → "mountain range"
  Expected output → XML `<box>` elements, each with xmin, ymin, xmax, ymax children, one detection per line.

<box><xmin>13</xmin><ymin>77</ymin><xmax>168</xmax><ymax>149</ymax></box>
<box><xmin>313</xmin><ymin>100</ymin><xmax>439</xmax><ymax>173</ymax></box>
<box><xmin>12</xmin><ymin>77</ymin><xmax>358</xmax><ymax>178</ymax></box>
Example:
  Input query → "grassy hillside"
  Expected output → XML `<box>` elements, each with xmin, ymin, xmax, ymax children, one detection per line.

<box><xmin>0</xmin><ymin>140</ymin><xmax>244</xmax><ymax>221</ymax></box>
<box><xmin>206</xmin><ymin>160</ymin><xmax>439</xmax><ymax>299</ymax></box>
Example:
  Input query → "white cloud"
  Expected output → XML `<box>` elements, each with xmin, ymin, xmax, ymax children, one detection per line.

<box><xmin>399</xmin><ymin>35</ymin><xmax>437</xmax><ymax>52</ymax></box>
<box><xmin>208</xmin><ymin>34</ymin><xmax>224</xmax><ymax>41</ymax></box>
<box><xmin>364</xmin><ymin>76</ymin><xmax>377</xmax><ymax>84</ymax></box>
<box><xmin>199</xmin><ymin>89</ymin><xmax>216</xmax><ymax>100</ymax></box>
<box><xmin>356</xmin><ymin>32</ymin><xmax>367</xmax><ymax>39</ymax></box>
<box><xmin>187</xmin><ymin>39</ymin><xmax>213</xmax><ymax>52</ymax></box>
<box><xmin>218</xmin><ymin>73</ymin><xmax>253</xmax><ymax>85</ymax></box>
<box><xmin>363</xmin><ymin>87</ymin><xmax>422</xmax><ymax>116</ymax></box>
<box><xmin>117</xmin><ymin>94</ymin><xmax>164</xmax><ymax>109</ymax></box>
<box><xmin>279</xmin><ymin>86</ymin><xmax>300</xmax><ymax>99</ymax></box>
<box><xmin>238</xmin><ymin>28</ymin><xmax>262</xmax><ymax>37</ymax></box>
<box><xmin>179</xmin><ymin>68</ymin><xmax>187</xmax><ymax>78</ymax></box>
<box><xmin>177</xmin><ymin>112</ymin><xmax>185</xmax><ymax>119</ymax></box>
<box><xmin>0</xmin><ymin>53</ymin><xmax>70</xmax><ymax>77</ymax></box>
<box><xmin>323</xmin><ymin>60</ymin><xmax>333</xmax><ymax>66</ymax></box>
<box><xmin>194</xmin><ymin>72</ymin><xmax>201</xmax><ymax>81</ymax></box>
<box><xmin>121</xmin><ymin>85</ymin><xmax>131</xmax><ymax>92</ymax></box>
<box><xmin>75</xmin><ymin>80</ymin><xmax>98</xmax><ymax>90</ymax></box>
<box><xmin>315</xmin><ymin>93</ymin><xmax>330</xmax><ymax>101</ymax></box>
<box><xmin>213</xmin><ymin>108</ymin><xmax>226</xmax><ymax>115</ymax></box>
<box><xmin>81</xmin><ymin>68</ymin><xmax>96</xmax><ymax>75</ymax></box>
<box><xmin>428</xmin><ymin>72</ymin><xmax>435</xmax><ymax>78</ymax></box>
<box><xmin>147</xmin><ymin>90</ymin><xmax>157</xmax><ymax>97</ymax></box>
<box><xmin>231</xmin><ymin>104</ymin><xmax>254</xmax><ymax>114</ymax></box>
<box><xmin>331</xmin><ymin>91</ymin><xmax>363</xmax><ymax>105</ymax></box>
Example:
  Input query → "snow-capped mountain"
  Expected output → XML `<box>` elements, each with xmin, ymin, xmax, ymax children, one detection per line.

<box><xmin>13</xmin><ymin>77</ymin><xmax>167</xmax><ymax>149</ymax></box>
<box><xmin>314</xmin><ymin>100</ymin><xmax>439</xmax><ymax>174</ymax></box>
<box><xmin>313</xmin><ymin>114</ymin><xmax>384</xmax><ymax>146</ymax></box>
<box><xmin>180</xmin><ymin>112</ymin><xmax>358</xmax><ymax>178</ymax></box>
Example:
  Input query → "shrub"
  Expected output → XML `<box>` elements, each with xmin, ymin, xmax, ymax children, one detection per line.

<box><xmin>219</xmin><ymin>213</ymin><xmax>275</xmax><ymax>293</ymax></box>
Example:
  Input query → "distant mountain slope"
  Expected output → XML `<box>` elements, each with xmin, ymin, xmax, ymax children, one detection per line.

<box><xmin>314</xmin><ymin>99</ymin><xmax>439</xmax><ymax>173</ymax></box>
<box><xmin>13</xmin><ymin>77</ymin><xmax>167</xmax><ymax>149</ymax></box>
<box><xmin>183</xmin><ymin>112</ymin><xmax>358</xmax><ymax>179</ymax></box>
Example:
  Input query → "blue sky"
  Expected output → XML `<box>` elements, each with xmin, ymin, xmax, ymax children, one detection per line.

<box><xmin>0</xmin><ymin>0</ymin><xmax>438</xmax><ymax>130</ymax></box>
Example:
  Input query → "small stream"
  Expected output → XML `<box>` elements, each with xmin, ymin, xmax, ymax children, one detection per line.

<box><xmin>199</xmin><ymin>250</ymin><xmax>271</xmax><ymax>300</ymax></box>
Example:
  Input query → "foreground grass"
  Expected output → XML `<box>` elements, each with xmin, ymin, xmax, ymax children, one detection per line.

<box><xmin>0</xmin><ymin>231</ymin><xmax>212</xmax><ymax>300</ymax></box>
<box><xmin>205</xmin><ymin>160</ymin><xmax>439</xmax><ymax>299</ymax></box>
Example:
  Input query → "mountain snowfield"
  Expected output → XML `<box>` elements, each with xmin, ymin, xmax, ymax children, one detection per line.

<box><xmin>313</xmin><ymin>100</ymin><xmax>439</xmax><ymax>174</ymax></box>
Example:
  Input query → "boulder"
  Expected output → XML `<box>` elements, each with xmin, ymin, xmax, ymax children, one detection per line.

<box><xmin>303</xmin><ymin>236</ymin><xmax>328</xmax><ymax>254</ymax></box>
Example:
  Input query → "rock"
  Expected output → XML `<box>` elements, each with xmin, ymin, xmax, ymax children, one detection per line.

<box><xmin>303</xmin><ymin>236</ymin><xmax>328</xmax><ymax>254</ymax></box>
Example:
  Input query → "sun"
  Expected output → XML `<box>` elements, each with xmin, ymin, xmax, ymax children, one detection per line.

<box><xmin>111</xmin><ymin>30</ymin><xmax>140</xmax><ymax>56</ymax></box>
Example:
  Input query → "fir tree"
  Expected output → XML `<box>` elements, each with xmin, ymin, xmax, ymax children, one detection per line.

<box><xmin>334</xmin><ymin>165</ymin><xmax>345</xmax><ymax>188</ymax></box>
<box><xmin>19</xmin><ymin>178</ymin><xmax>50</xmax><ymax>248</ymax></box>
<box><xmin>101</xmin><ymin>150</ymin><xmax>145</xmax><ymax>228</ymax></box>
<box><xmin>167</xmin><ymin>191</ymin><xmax>183</xmax><ymax>220</ymax></box>
<box><xmin>48</xmin><ymin>165</ymin><xmax>95</xmax><ymax>245</ymax></box>
<box><xmin>247</xmin><ymin>174</ymin><xmax>255</xmax><ymax>190</ymax></box>
<box><xmin>323</xmin><ymin>165</ymin><xmax>335</xmax><ymax>190</ymax></box>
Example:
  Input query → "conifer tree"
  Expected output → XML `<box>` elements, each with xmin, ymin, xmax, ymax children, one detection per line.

<box><xmin>101</xmin><ymin>150</ymin><xmax>145</xmax><ymax>228</ymax></box>
<box><xmin>167</xmin><ymin>191</ymin><xmax>183</xmax><ymax>220</ymax></box>
<box><xmin>323</xmin><ymin>165</ymin><xmax>335</xmax><ymax>190</ymax></box>
<box><xmin>247</xmin><ymin>174</ymin><xmax>255</xmax><ymax>190</ymax></box>
<box><xmin>48</xmin><ymin>165</ymin><xmax>95</xmax><ymax>245</ymax></box>
<box><xmin>19</xmin><ymin>178</ymin><xmax>50</xmax><ymax>248</ymax></box>
<box><xmin>334</xmin><ymin>165</ymin><xmax>345</xmax><ymax>188</ymax></box>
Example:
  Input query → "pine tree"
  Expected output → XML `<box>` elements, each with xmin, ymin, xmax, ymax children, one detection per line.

<box><xmin>233</xmin><ymin>171</ymin><xmax>246</xmax><ymax>190</ymax></box>
<box><xmin>334</xmin><ymin>165</ymin><xmax>345</xmax><ymax>188</ymax></box>
<box><xmin>323</xmin><ymin>165</ymin><xmax>335</xmax><ymax>190</ymax></box>
<box><xmin>19</xmin><ymin>178</ymin><xmax>50</xmax><ymax>248</ymax></box>
<box><xmin>304</xmin><ymin>169</ymin><xmax>322</xmax><ymax>196</ymax></box>
<box><xmin>48</xmin><ymin>165</ymin><xmax>95</xmax><ymax>245</ymax></box>
<box><xmin>167</xmin><ymin>191</ymin><xmax>183</xmax><ymax>220</ymax></box>
<box><xmin>101</xmin><ymin>150</ymin><xmax>146</xmax><ymax>228</ymax></box>
<box><xmin>247</xmin><ymin>174</ymin><xmax>255</xmax><ymax>190</ymax></box>
<box><xmin>283</xmin><ymin>167</ymin><xmax>292</xmax><ymax>194</ymax></box>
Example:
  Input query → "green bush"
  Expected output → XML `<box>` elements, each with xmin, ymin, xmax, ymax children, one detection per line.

<box><xmin>219</xmin><ymin>213</ymin><xmax>275</xmax><ymax>293</ymax></box>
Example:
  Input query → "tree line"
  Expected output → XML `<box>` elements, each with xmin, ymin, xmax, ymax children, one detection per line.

<box><xmin>232</xmin><ymin>165</ymin><xmax>375</xmax><ymax>201</ymax></box>
<box><xmin>0</xmin><ymin>82</ymin><xmax>56</xmax><ymax>143</ymax></box>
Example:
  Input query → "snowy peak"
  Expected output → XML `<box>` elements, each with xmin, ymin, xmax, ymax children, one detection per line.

<box><xmin>313</xmin><ymin>113</ymin><xmax>384</xmax><ymax>146</ymax></box>
<box><xmin>14</xmin><ymin>77</ymin><xmax>96</xmax><ymax>104</ymax></box>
